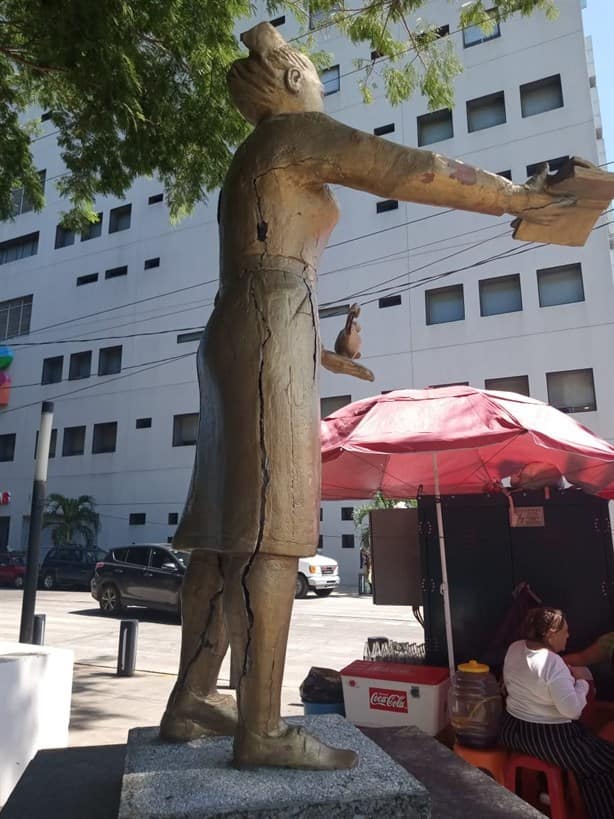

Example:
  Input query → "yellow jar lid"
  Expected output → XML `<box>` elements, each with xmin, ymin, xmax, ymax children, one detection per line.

<box><xmin>457</xmin><ymin>659</ymin><xmax>490</xmax><ymax>673</ymax></box>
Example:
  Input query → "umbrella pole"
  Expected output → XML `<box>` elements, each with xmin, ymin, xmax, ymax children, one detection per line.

<box><xmin>433</xmin><ymin>453</ymin><xmax>456</xmax><ymax>675</ymax></box>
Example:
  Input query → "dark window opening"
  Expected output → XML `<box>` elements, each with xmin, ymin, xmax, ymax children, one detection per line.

<box><xmin>76</xmin><ymin>273</ymin><xmax>98</xmax><ymax>286</ymax></box>
<box><xmin>81</xmin><ymin>214</ymin><xmax>103</xmax><ymax>241</ymax></box>
<box><xmin>379</xmin><ymin>295</ymin><xmax>402</xmax><ymax>308</ymax></box>
<box><xmin>68</xmin><ymin>351</ymin><xmax>92</xmax><ymax>380</ymax></box>
<box><xmin>98</xmin><ymin>345</ymin><xmax>122</xmax><ymax>376</ymax></box>
<box><xmin>0</xmin><ymin>233</ymin><xmax>39</xmax><ymax>265</ymax></box>
<box><xmin>62</xmin><ymin>426</ymin><xmax>86</xmax><ymax>457</ymax></box>
<box><xmin>92</xmin><ymin>422</ymin><xmax>117</xmax><ymax>454</ymax></box>
<box><xmin>0</xmin><ymin>433</ymin><xmax>16</xmax><ymax>462</ymax></box>
<box><xmin>168</xmin><ymin>512</ymin><xmax>179</xmax><ymax>525</ymax></box>
<box><xmin>341</xmin><ymin>507</ymin><xmax>354</xmax><ymax>521</ymax></box>
<box><xmin>374</xmin><ymin>123</ymin><xmax>395</xmax><ymax>136</ymax></box>
<box><xmin>41</xmin><ymin>356</ymin><xmax>63</xmax><ymax>385</ymax></box>
<box><xmin>526</xmin><ymin>156</ymin><xmax>569</xmax><ymax>178</ymax></box>
<box><xmin>55</xmin><ymin>225</ymin><xmax>75</xmax><ymax>249</ymax></box>
<box><xmin>105</xmin><ymin>265</ymin><xmax>128</xmax><ymax>280</ymax></box>
<box><xmin>271</xmin><ymin>15</ymin><xmax>285</xmax><ymax>26</ymax></box>
<box><xmin>148</xmin><ymin>193</ymin><xmax>163</xmax><ymax>205</ymax></box>
<box><xmin>342</xmin><ymin>534</ymin><xmax>355</xmax><ymax>549</ymax></box>
<box><xmin>177</xmin><ymin>331</ymin><xmax>202</xmax><ymax>343</ymax></box>
<box><xmin>34</xmin><ymin>428</ymin><xmax>57</xmax><ymax>459</ymax></box>
<box><xmin>129</xmin><ymin>513</ymin><xmax>146</xmax><ymax>526</ymax></box>
<box><xmin>376</xmin><ymin>199</ymin><xmax>399</xmax><ymax>214</ymax></box>
<box><xmin>109</xmin><ymin>204</ymin><xmax>132</xmax><ymax>233</ymax></box>
<box><xmin>136</xmin><ymin>417</ymin><xmax>152</xmax><ymax>429</ymax></box>
<box><xmin>144</xmin><ymin>257</ymin><xmax>160</xmax><ymax>270</ymax></box>
<box><xmin>173</xmin><ymin>413</ymin><xmax>199</xmax><ymax>446</ymax></box>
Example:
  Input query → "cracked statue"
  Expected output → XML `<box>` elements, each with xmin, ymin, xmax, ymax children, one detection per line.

<box><xmin>159</xmin><ymin>21</ymin><xmax>584</xmax><ymax>769</ymax></box>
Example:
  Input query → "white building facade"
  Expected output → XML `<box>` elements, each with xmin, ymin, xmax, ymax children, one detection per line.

<box><xmin>0</xmin><ymin>0</ymin><xmax>611</xmax><ymax>582</ymax></box>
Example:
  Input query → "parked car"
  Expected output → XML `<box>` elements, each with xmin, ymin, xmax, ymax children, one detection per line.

<box><xmin>0</xmin><ymin>553</ymin><xmax>26</xmax><ymax>588</ymax></box>
<box><xmin>296</xmin><ymin>554</ymin><xmax>340</xmax><ymax>598</ymax></box>
<box><xmin>91</xmin><ymin>543</ymin><xmax>189</xmax><ymax>616</ymax></box>
<box><xmin>39</xmin><ymin>546</ymin><xmax>107</xmax><ymax>590</ymax></box>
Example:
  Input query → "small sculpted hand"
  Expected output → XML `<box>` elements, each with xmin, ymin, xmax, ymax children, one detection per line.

<box><xmin>510</xmin><ymin>159</ymin><xmax>582</xmax><ymax>229</ymax></box>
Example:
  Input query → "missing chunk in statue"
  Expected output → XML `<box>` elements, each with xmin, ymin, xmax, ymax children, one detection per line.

<box><xmin>160</xmin><ymin>20</ymin><xmax>591</xmax><ymax>770</ymax></box>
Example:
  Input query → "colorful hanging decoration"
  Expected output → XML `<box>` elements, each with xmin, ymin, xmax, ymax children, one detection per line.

<box><xmin>0</xmin><ymin>346</ymin><xmax>13</xmax><ymax>370</ymax></box>
<box><xmin>0</xmin><ymin>346</ymin><xmax>13</xmax><ymax>405</ymax></box>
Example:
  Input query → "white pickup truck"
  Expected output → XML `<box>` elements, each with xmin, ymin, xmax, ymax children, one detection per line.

<box><xmin>295</xmin><ymin>553</ymin><xmax>340</xmax><ymax>598</ymax></box>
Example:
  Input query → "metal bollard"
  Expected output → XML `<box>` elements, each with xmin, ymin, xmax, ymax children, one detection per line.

<box><xmin>117</xmin><ymin>619</ymin><xmax>139</xmax><ymax>677</ymax></box>
<box><xmin>32</xmin><ymin>613</ymin><xmax>46</xmax><ymax>645</ymax></box>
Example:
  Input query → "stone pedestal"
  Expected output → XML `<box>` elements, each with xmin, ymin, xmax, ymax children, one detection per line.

<box><xmin>118</xmin><ymin>715</ymin><xmax>431</xmax><ymax>818</ymax></box>
<box><xmin>0</xmin><ymin>641</ymin><xmax>73</xmax><ymax>807</ymax></box>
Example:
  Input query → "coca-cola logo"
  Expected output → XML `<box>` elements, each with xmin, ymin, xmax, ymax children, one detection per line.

<box><xmin>369</xmin><ymin>687</ymin><xmax>408</xmax><ymax>713</ymax></box>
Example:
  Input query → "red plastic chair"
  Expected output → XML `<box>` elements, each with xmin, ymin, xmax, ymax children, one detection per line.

<box><xmin>452</xmin><ymin>742</ymin><xmax>508</xmax><ymax>786</ymax></box>
<box><xmin>504</xmin><ymin>753</ymin><xmax>585</xmax><ymax>819</ymax></box>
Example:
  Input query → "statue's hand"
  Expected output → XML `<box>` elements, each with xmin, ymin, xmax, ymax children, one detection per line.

<box><xmin>334</xmin><ymin>303</ymin><xmax>362</xmax><ymax>360</ymax></box>
<box><xmin>321</xmin><ymin>349</ymin><xmax>374</xmax><ymax>382</ymax></box>
<box><xmin>509</xmin><ymin>161</ymin><xmax>578</xmax><ymax>228</ymax></box>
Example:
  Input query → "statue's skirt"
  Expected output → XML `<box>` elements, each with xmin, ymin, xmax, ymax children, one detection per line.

<box><xmin>173</xmin><ymin>267</ymin><xmax>321</xmax><ymax>558</ymax></box>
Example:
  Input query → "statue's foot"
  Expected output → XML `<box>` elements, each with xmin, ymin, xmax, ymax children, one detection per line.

<box><xmin>233</xmin><ymin>724</ymin><xmax>359</xmax><ymax>770</ymax></box>
<box><xmin>160</xmin><ymin>691</ymin><xmax>238</xmax><ymax>742</ymax></box>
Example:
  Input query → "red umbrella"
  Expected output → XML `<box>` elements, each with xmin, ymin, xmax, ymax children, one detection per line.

<box><xmin>321</xmin><ymin>385</ymin><xmax>614</xmax><ymax>672</ymax></box>
<box><xmin>321</xmin><ymin>385</ymin><xmax>614</xmax><ymax>500</ymax></box>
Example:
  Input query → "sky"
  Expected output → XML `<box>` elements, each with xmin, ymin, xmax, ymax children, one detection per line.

<box><xmin>582</xmin><ymin>0</ymin><xmax>614</xmax><ymax>162</ymax></box>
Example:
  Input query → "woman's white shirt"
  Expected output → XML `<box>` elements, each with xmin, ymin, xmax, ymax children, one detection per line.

<box><xmin>503</xmin><ymin>640</ymin><xmax>589</xmax><ymax>723</ymax></box>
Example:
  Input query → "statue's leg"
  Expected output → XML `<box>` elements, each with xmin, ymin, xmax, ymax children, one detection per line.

<box><xmin>160</xmin><ymin>549</ymin><xmax>237</xmax><ymax>741</ymax></box>
<box><xmin>224</xmin><ymin>552</ymin><xmax>358</xmax><ymax>770</ymax></box>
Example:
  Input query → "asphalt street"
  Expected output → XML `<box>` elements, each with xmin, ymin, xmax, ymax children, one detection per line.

<box><xmin>0</xmin><ymin>587</ymin><xmax>424</xmax><ymax>747</ymax></box>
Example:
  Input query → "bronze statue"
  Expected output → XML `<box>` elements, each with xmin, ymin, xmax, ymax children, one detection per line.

<box><xmin>160</xmin><ymin>21</ymin><xmax>582</xmax><ymax>769</ymax></box>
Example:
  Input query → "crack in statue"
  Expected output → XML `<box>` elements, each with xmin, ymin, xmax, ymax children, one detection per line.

<box><xmin>160</xmin><ymin>21</ymin><xmax>579</xmax><ymax>769</ymax></box>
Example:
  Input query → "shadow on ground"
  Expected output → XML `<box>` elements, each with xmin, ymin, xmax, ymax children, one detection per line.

<box><xmin>69</xmin><ymin>607</ymin><xmax>181</xmax><ymax>625</ymax></box>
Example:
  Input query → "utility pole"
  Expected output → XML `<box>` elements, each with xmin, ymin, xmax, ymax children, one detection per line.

<box><xmin>19</xmin><ymin>401</ymin><xmax>54</xmax><ymax>644</ymax></box>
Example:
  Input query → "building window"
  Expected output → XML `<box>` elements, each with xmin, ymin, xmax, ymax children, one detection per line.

<box><xmin>11</xmin><ymin>170</ymin><xmax>46</xmax><ymax>216</ymax></box>
<box><xmin>484</xmin><ymin>375</ymin><xmax>529</xmax><ymax>396</ymax></box>
<box><xmin>0</xmin><ymin>294</ymin><xmax>32</xmax><ymax>339</ymax></box>
<box><xmin>62</xmin><ymin>426</ymin><xmax>86</xmax><ymax>457</ymax></box>
<box><xmin>429</xmin><ymin>381</ymin><xmax>469</xmax><ymax>388</ymax></box>
<box><xmin>374</xmin><ymin>123</ymin><xmax>395</xmax><ymax>136</ymax></box>
<box><xmin>144</xmin><ymin>257</ymin><xmax>160</xmax><ymax>270</ymax></box>
<box><xmin>81</xmin><ymin>214</ymin><xmax>103</xmax><ymax>241</ymax></box>
<box><xmin>526</xmin><ymin>156</ymin><xmax>569</xmax><ymax>178</ymax></box>
<box><xmin>320</xmin><ymin>507</ymin><xmax>323</xmax><ymax>521</ymax></box>
<box><xmin>342</xmin><ymin>534</ymin><xmax>355</xmax><ymax>549</ymax></box>
<box><xmin>98</xmin><ymin>345</ymin><xmax>122</xmax><ymax>376</ymax></box>
<box><xmin>321</xmin><ymin>65</ymin><xmax>340</xmax><ymax>96</ymax></box>
<box><xmin>417</xmin><ymin>109</ymin><xmax>453</xmax><ymax>146</ymax></box>
<box><xmin>41</xmin><ymin>356</ymin><xmax>63</xmax><ymax>385</ymax></box>
<box><xmin>270</xmin><ymin>15</ymin><xmax>285</xmax><ymax>26</ymax></box>
<box><xmin>416</xmin><ymin>25</ymin><xmax>450</xmax><ymax>46</ymax></box>
<box><xmin>341</xmin><ymin>507</ymin><xmax>354</xmax><ymax>521</ymax></box>
<box><xmin>109</xmin><ymin>204</ymin><xmax>132</xmax><ymax>233</ymax></box>
<box><xmin>537</xmin><ymin>264</ymin><xmax>584</xmax><ymax>308</ymax></box>
<box><xmin>136</xmin><ymin>417</ymin><xmax>152</xmax><ymax>429</ymax></box>
<box><xmin>76</xmin><ymin>273</ymin><xmax>98</xmax><ymax>286</ymax></box>
<box><xmin>55</xmin><ymin>225</ymin><xmax>75</xmax><ymax>249</ymax></box>
<box><xmin>479</xmin><ymin>274</ymin><xmax>522</xmax><ymax>317</ymax></box>
<box><xmin>498</xmin><ymin>170</ymin><xmax>512</xmax><ymax>180</ymax></box>
<box><xmin>425</xmin><ymin>284</ymin><xmax>464</xmax><ymax>325</ymax></box>
<box><xmin>92</xmin><ymin>422</ymin><xmax>117</xmax><ymax>454</ymax></box>
<box><xmin>168</xmin><ymin>512</ymin><xmax>179</xmax><ymax>525</ymax></box>
<box><xmin>318</xmin><ymin>535</ymin><xmax>323</xmax><ymax>550</ymax></box>
<box><xmin>173</xmin><ymin>413</ymin><xmax>199</xmax><ymax>446</ymax></box>
<box><xmin>0</xmin><ymin>433</ymin><xmax>16</xmax><ymax>462</ymax></box>
<box><xmin>310</xmin><ymin>2</ymin><xmax>342</xmax><ymax>29</ymax></box>
<box><xmin>546</xmin><ymin>369</ymin><xmax>596</xmax><ymax>413</ymax></box>
<box><xmin>41</xmin><ymin>111</ymin><xmax>52</xmax><ymax>122</ymax></box>
<box><xmin>466</xmin><ymin>91</ymin><xmax>506</xmax><ymax>132</ymax></box>
<box><xmin>105</xmin><ymin>265</ymin><xmax>128</xmax><ymax>280</ymax></box>
<box><xmin>520</xmin><ymin>74</ymin><xmax>563</xmax><ymax>118</ymax></box>
<box><xmin>321</xmin><ymin>395</ymin><xmax>351</xmax><ymax>418</ymax></box>
<box><xmin>319</xmin><ymin>304</ymin><xmax>349</xmax><ymax>319</ymax></box>
<box><xmin>148</xmin><ymin>193</ymin><xmax>163</xmax><ymax>205</ymax></box>
<box><xmin>34</xmin><ymin>428</ymin><xmax>57</xmax><ymax>459</ymax></box>
<box><xmin>379</xmin><ymin>295</ymin><xmax>401</xmax><ymax>308</ymax></box>
<box><xmin>177</xmin><ymin>331</ymin><xmax>202</xmax><ymax>344</ymax></box>
<box><xmin>376</xmin><ymin>199</ymin><xmax>398</xmax><ymax>214</ymax></box>
<box><xmin>68</xmin><ymin>350</ymin><xmax>92</xmax><ymax>380</ymax></box>
<box><xmin>0</xmin><ymin>232</ymin><xmax>39</xmax><ymax>265</ymax></box>
<box><xmin>462</xmin><ymin>9</ymin><xmax>500</xmax><ymax>48</ymax></box>
<box><xmin>129</xmin><ymin>513</ymin><xmax>146</xmax><ymax>525</ymax></box>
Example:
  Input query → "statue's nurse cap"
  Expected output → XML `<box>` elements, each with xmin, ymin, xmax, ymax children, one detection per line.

<box><xmin>240</xmin><ymin>22</ymin><xmax>286</xmax><ymax>58</ymax></box>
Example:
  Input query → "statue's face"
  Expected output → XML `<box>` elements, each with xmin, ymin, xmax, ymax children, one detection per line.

<box><xmin>290</xmin><ymin>62</ymin><xmax>325</xmax><ymax>114</ymax></box>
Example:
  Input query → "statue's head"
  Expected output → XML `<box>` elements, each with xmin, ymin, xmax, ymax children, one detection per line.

<box><xmin>228</xmin><ymin>22</ymin><xmax>324</xmax><ymax>124</ymax></box>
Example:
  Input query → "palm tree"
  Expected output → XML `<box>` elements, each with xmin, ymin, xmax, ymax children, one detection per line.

<box><xmin>43</xmin><ymin>494</ymin><xmax>100</xmax><ymax>546</ymax></box>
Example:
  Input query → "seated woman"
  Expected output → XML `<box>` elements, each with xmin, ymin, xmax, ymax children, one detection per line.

<box><xmin>500</xmin><ymin>607</ymin><xmax>614</xmax><ymax>819</ymax></box>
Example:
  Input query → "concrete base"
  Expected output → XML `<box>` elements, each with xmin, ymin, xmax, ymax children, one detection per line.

<box><xmin>0</xmin><ymin>641</ymin><xmax>73</xmax><ymax>808</ymax></box>
<box><xmin>118</xmin><ymin>715</ymin><xmax>431</xmax><ymax>819</ymax></box>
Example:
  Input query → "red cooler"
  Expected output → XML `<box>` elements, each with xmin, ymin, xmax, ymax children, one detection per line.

<box><xmin>340</xmin><ymin>660</ymin><xmax>450</xmax><ymax>735</ymax></box>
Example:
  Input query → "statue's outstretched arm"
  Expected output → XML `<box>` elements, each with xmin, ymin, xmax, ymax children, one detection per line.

<box><xmin>282</xmin><ymin>113</ymin><xmax>575</xmax><ymax>226</ymax></box>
